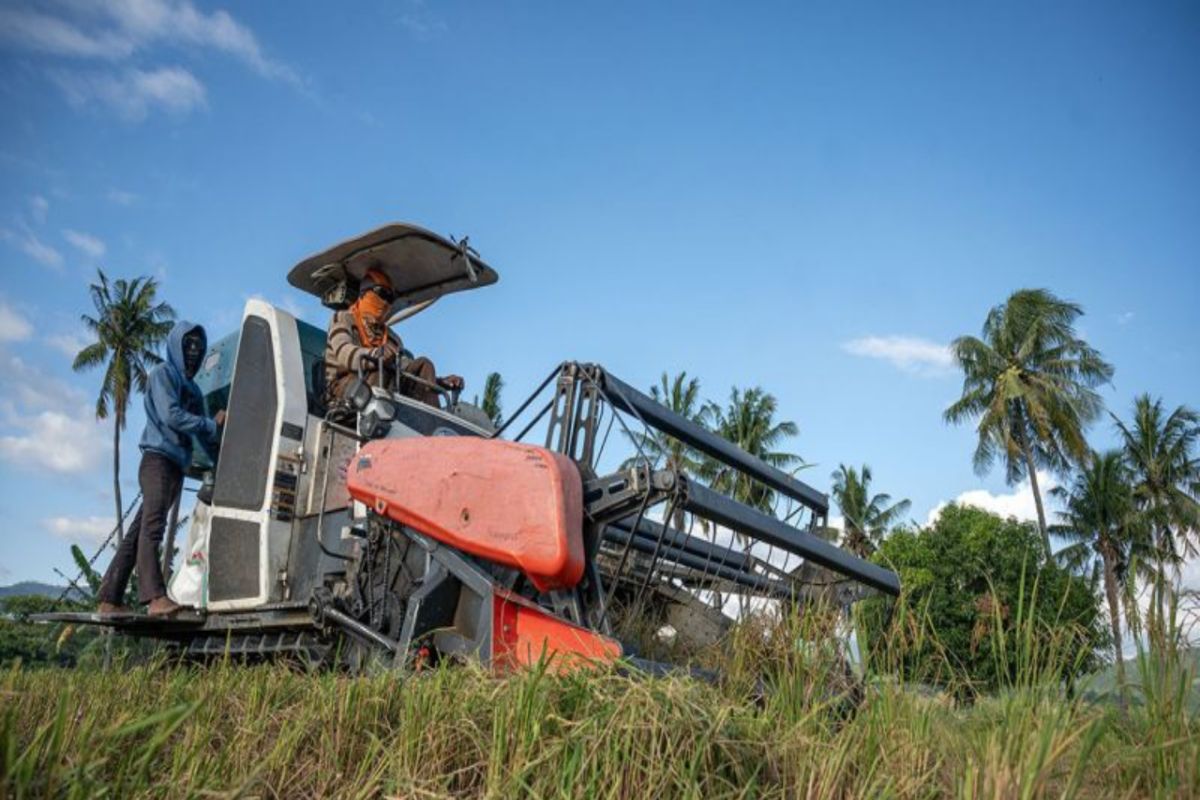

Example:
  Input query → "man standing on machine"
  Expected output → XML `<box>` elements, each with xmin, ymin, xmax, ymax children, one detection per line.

<box><xmin>97</xmin><ymin>321</ymin><xmax>224</xmax><ymax>618</ymax></box>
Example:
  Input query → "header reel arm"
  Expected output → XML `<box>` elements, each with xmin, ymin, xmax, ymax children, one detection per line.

<box><xmin>536</xmin><ymin>363</ymin><xmax>900</xmax><ymax>609</ymax></box>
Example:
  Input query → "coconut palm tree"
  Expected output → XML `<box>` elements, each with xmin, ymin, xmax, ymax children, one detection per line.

<box><xmin>703</xmin><ymin>386</ymin><xmax>803</xmax><ymax>517</ymax></box>
<box><xmin>1051</xmin><ymin>450</ymin><xmax>1138</xmax><ymax>696</ymax></box>
<box><xmin>830</xmin><ymin>464</ymin><xmax>911</xmax><ymax>558</ymax></box>
<box><xmin>1112</xmin><ymin>395</ymin><xmax>1200</xmax><ymax>632</ymax></box>
<box><xmin>72</xmin><ymin>270</ymin><xmax>175</xmax><ymax>545</ymax></box>
<box><xmin>944</xmin><ymin>289</ymin><xmax>1113</xmax><ymax>553</ymax></box>
<box><xmin>622</xmin><ymin>372</ymin><xmax>712</xmax><ymax>531</ymax></box>
<box><xmin>622</xmin><ymin>371</ymin><xmax>712</xmax><ymax>473</ymax></box>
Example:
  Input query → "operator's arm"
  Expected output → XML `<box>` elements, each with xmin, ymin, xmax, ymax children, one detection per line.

<box><xmin>326</xmin><ymin>312</ymin><xmax>372</xmax><ymax>374</ymax></box>
<box><xmin>149</xmin><ymin>367</ymin><xmax>218</xmax><ymax>441</ymax></box>
<box><xmin>198</xmin><ymin>407</ymin><xmax>225</xmax><ymax>463</ymax></box>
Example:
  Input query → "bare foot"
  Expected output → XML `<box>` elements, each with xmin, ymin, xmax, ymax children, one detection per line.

<box><xmin>147</xmin><ymin>596</ymin><xmax>182</xmax><ymax>618</ymax></box>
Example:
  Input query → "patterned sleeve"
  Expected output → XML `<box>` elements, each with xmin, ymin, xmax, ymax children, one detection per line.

<box><xmin>325</xmin><ymin>311</ymin><xmax>369</xmax><ymax>374</ymax></box>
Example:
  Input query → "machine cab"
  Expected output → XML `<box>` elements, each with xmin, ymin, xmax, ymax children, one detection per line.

<box><xmin>171</xmin><ymin>224</ymin><xmax>500</xmax><ymax>612</ymax></box>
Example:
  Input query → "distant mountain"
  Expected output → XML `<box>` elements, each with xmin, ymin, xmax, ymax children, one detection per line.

<box><xmin>0</xmin><ymin>582</ymin><xmax>86</xmax><ymax>601</ymax></box>
<box><xmin>1084</xmin><ymin>646</ymin><xmax>1200</xmax><ymax>712</ymax></box>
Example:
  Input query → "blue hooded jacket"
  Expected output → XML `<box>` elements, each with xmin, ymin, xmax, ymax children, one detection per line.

<box><xmin>139</xmin><ymin>320</ymin><xmax>220</xmax><ymax>469</ymax></box>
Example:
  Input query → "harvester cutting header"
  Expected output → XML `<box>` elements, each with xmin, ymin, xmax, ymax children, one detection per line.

<box><xmin>40</xmin><ymin>223</ymin><xmax>900</xmax><ymax>672</ymax></box>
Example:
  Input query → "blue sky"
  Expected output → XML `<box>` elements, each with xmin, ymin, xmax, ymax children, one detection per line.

<box><xmin>0</xmin><ymin>0</ymin><xmax>1196</xmax><ymax>588</ymax></box>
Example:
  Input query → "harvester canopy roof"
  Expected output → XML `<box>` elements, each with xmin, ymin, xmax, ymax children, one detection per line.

<box><xmin>287</xmin><ymin>223</ymin><xmax>499</xmax><ymax>312</ymax></box>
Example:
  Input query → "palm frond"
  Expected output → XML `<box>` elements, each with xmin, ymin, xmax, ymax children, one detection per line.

<box><xmin>944</xmin><ymin>289</ymin><xmax>1114</xmax><ymax>542</ymax></box>
<box><xmin>76</xmin><ymin>269</ymin><xmax>178</xmax><ymax>423</ymax></box>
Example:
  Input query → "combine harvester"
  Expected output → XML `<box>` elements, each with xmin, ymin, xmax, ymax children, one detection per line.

<box><xmin>39</xmin><ymin>224</ymin><xmax>899</xmax><ymax>672</ymax></box>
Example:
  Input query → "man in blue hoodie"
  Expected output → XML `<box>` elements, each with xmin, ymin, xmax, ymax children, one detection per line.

<box><xmin>98</xmin><ymin>321</ymin><xmax>224</xmax><ymax>617</ymax></box>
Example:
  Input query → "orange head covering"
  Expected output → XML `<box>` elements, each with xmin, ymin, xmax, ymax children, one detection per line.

<box><xmin>351</xmin><ymin>268</ymin><xmax>394</xmax><ymax>347</ymax></box>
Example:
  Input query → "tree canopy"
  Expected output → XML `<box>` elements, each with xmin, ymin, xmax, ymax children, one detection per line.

<box><xmin>944</xmin><ymin>288</ymin><xmax>1113</xmax><ymax>552</ymax></box>
<box><xmin>830</xmin><ymin>463</ymin><xmax>910</xmax><ymax>558</ymax></box>
<box><xmin>703</xmin><ymin>386</ymin><xmax>803</xmax><ymax>515</ymax></box>
<box><xmin>862</xmin><ymin>504</ymin><xmax>1106</xmax><ymax>695</ymax></box>
<box><xmin>1051</xmin><ymin>450</ymin><xmax>1139</xmax><ymax>694</ymax></box>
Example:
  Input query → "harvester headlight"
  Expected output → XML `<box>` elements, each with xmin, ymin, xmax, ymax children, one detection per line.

<box><xmin>374</xmin><ymin>398</ymin><xmax>396</xmax><ymax>422</ymax></box>
<box><xmin>345</xmin><ymin>378</ymin><xmax>372</xmax><ymax>412</ymax></box>
<box><xmin>359</xmin><ymin>410</ymin><xmax>390</xmax><ymax>439</ymax></box>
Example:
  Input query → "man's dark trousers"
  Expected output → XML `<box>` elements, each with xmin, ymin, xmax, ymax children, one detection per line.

<box><xmin>98</xmin><ymin>451</ymin><xmax>183</xmax><ymax>604</ymax></box>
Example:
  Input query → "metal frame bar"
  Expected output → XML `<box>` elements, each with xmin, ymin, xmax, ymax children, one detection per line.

<box><xmin>600</xmin><ymin>525</ymin><xmax>792</xmax><ymax>598</ymax></box>
<box><xmin>605</xmin><ymin>516</ymin><xmax>752</xmax><ymax>574</ymax></box>
<box><xmin>597</xmin><ymin>369</ymin><xmax>829</xmax><ymax>516</ymax></box>
<box><xmin>681</xmin><ymin>480</ymin><xmax>900</xmax><ymax>596</ymax></box>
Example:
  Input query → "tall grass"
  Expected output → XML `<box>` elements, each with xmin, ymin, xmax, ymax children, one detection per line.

<box><xmin>2</xmin><ymin>600</ymin><xmax>1196</xmax><ymax>799</ymax></box>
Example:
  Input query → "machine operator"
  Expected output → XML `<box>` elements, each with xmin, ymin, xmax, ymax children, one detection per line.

<box><xmin>323</xmin><ymin>268</ymin><xmax>463</xmax><ymax>408</ymax></box>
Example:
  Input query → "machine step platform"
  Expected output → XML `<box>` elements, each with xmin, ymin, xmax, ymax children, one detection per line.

<box><xmin>31</xmin><ymin>610</ymin><xmax>206</xmax><ymax>630</ymax></box>
<box><xmin>30</xmin><ymin>602</ymin><xmax>313</xmax><ymax>637</ymax></box>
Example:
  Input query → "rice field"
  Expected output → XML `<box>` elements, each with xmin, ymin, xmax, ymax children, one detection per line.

<box><xmin>2</xmin><ymin>609</ymin><xmax>1197</xmax><ymax>799</ymax></box>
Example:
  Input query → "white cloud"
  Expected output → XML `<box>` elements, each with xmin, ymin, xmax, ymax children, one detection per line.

<box><xmin>926</xmin><ymin>471</ymin><xmax>1058</xmax><ymax>526</ymax></box>
<box><xmin>0</xmin><ymin>353</ymin><xmax>63</xmax><ymax>411</ymax></box>
<box><xmin>1</xmin><ymin>225</ymin><xmax>64</xmax><ymax>269</ymax></box>
<box><xmin>47</xmin><ymin>332</ymin><xmax>88</xmax><ymax>359</ymax></box>
<box><xmin>104</xmin><ymin>0</ymin><xmax>298</xmax><ymax>83</ymax></box>
<box><xmin>0</xmin><ymin>350</ymin><xmax>108</xmax><ymax>475</ymax></box>
<box><xmin>1117</xmin><ymin>311</ymin><xmax>1135</xmax><ymax>326</ymax></box>
<box><xmin>0</xmin><ymin>409</ymin><xmax>108</xmax><ymax>473</ymax></box>
<box><xmin>29</xmin><ymin>194</ymin><xmax>49</xmax><ymax>223</ymax></box>
<box><xmin>843</xmin><ymin>335</ymin><xmax>953</xmax><ymax>376</ymax></box>
<box><xmin>42</xmin><ymin>515</ymin><xmax>115</xmax><ymax>546</ymax></box>
<box><xmin>0</xmin><ymin>302</ymin><xmax>32</xmax><ymax>343</ymax></box>
<box><xmin>52</xmin><ymin>65</ymin><xmax>207</xmax><ymax>121</ymax></box>
<box><xmin>0</xmin><ymin>7</ymin><xmax>133</xmax><ymax>58</ymax></box>
<box><xmin>0</xmin><ymin>0</ymin><xmax>299</xmax><ymax>83</ymax></box>
<box><xmin>1181</xmin><ymin>555</ymin><xmax>1200</xmax><ymax>591</ymax></box>
<box><xmin>63</xmin><ymin>229</ymin><xmax>106</xmax><ymax>259</ymax></box>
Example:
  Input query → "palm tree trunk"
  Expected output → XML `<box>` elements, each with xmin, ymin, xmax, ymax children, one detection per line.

<box><xmin>112</xmin><ymin>418</ymin><xmax>124</xmax><ymax>547</ymax></box>
<box><xmin>1018</xmin><ymin>435</ymin><xmax>1050</xmax><ymax>554</ymax></box>
<box><xmin>104</xmin><ymin>412</ymin><xmax>124</xmax><ymax>652</ymax></box>
<box><xmin>1151</xmin><ymin>545</ymin><xmax>1170</xmax><ymax>655</ymax></box>
<box><xmin>1101</xmin><ymin>551</ymin><xmax>1126</xmax><ymax>702</ymax></box>
<box><xmin>1121</xmin><ymin>579</ymin><xmax>1141</xmax><ymax>643</ymax></box>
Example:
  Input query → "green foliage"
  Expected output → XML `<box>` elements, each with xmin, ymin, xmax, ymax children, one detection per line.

<box><xmin>1112</xmin><ymin>394</ymin><xmax>1200</xmax><ymax>576</ymax></box>
<box><xmin>622</xmin><ymin>371</ymin><xmax>712</xmax><ymax>474</ymax></box>
<box><xmin>0</xmin><ymin>595</ymin><xmax>99</xmax><ymax>668</ymax></box>
<box><xmin>862</xmin><ymin>505</ymin><xmax>1107</xmax><ymax>695</ymax></box>
<box><xmin>830</xmin><ymin>463</ymin><xmax>911</xmax><ymax>557</ymax></box>
<box><xmin>944</xmin><ymin>288</ymin><xmax>1114</xmax><ymax>547</ymax></box>
<box><xmin>703</xmin><ymin>386</ymin><xmax>803</xmax><ymax>514</ymax></box>
<box><xmin>620</xmin><ymin>374</ymin><xmax>806</xmax><ymax>531</ymax></box>
<box><xmin>622</xmin><ymin>371</ymin><xmax>717</xmax><ymax>531</ymax></box>
<box><xmin>478</xmin><ymin>371</ymin><xmax>504</xmax><ymax>426</ymax></box>
<box><xmin>2</xmin><ymin>628</ymin><xmax>1196</xmax><ymax>798</ymax></box>
<box><xmin>1052</xmin><ymin>450</ymin><xmax>1139</xmax><ymax>692</ymax></box>
<box><xmin>1052</xmin><ymin>451</ymin><xmax>1138</xmax><ymax>579</ymax></box>
<box><xmin>73</xmin><ymin>269</ymin><xmax>175</xmax><ymax>429</ymax></box>
<box><xmin>69</xmin><ymin>545</ymin><xmax>102</xmax><ymax>600</ymax></box>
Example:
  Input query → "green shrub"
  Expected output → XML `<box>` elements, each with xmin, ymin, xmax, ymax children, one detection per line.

<box><xmin>860</xmin><ymin>504</ymin><xmax>1108</xmax><ymax>696</ymax></box>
